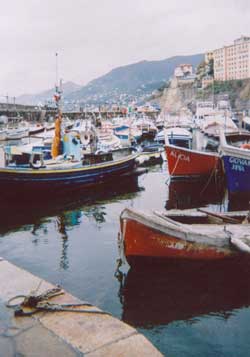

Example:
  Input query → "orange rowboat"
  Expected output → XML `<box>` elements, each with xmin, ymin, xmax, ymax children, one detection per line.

<box><xmin>119</xmin><ymin>208</ymin><xmax>250</xmax><ymax>266</ymax></box>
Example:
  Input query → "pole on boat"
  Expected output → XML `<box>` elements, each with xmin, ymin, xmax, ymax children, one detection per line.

<box><xmin>52</xmin><ymin>52</ymin><xmax>63</xmax><ymax>159</ymax></box>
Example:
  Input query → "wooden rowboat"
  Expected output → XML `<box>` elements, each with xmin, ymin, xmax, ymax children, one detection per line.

<box><xmin>119</xmin><ymin>208</ymin><xmax>250</xmax><ymax>266</ymax></box>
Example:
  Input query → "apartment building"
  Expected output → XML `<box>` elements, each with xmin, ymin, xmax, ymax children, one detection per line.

<box><xmin>212</xmin><ymin>36</ymin><xmax>250</xmax><ymax>81</ymax></box>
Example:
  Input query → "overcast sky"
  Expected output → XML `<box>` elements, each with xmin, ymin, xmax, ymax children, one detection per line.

<box><xmin>1</xmin><ymin>0</ymin><xmax>250</xmax><ymax>97</ymax></box>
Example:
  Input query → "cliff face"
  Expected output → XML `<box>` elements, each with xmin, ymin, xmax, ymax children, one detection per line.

<box><xmin>159</xmin><ymin>78</ymin><xmax>197</xmax><ymax>114</ymax></box>
<box><xmin>157</xmin><ymin>78</ymin><xmax>250</xmax><ymax>113</ymax></box>
<box><xmin>235</xmin><ymin>80</ymin><xmax>250</xmax><ymax>110</ymax></box>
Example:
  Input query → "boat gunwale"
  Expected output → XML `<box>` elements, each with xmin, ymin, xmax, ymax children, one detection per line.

<box><xmin>165</xmin><ymin>143</ymin><xmax>220</xmax><ymax>158</ymax></box>
<box><xmin>220</xmin><ymin>143</ymin><xmax>250</xmax><ymax>160</ymax></box>
<box><xmin>0</xmin><ymin>153</ymin><xmax>138</xmax><ymax>175</ymax></box>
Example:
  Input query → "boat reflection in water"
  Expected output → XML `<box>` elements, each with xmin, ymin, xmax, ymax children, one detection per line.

<box><xmin>116</xmin><ymin>259</ymin><xmax>250</xmax><ymax>328</ymax></box>
<box><xmin>0</xmin><ymin>174</ymin><xmax>143</xmax><ymax>236</ymax></box>
<box><xmin>226</xmin><ymin>191</ymin><xmax>250</xmax><ymax>212</ymax></box>
<box><xmin>166</xmin><ymin>177</ymin><xmax>224</xmax><ymax>210</ymax></box>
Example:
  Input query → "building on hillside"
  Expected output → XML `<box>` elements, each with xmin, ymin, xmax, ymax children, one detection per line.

<box><xmin>174</xmin><ymin>64</ymin><xmax>193</xmax><ymax>78</ymax></box>
<box><xmin>212</xmin><ymin>36</ymin><xmax>250</xmax><ymax>81</ymax></box>
<box><xmin>177</xmin><ymin>74</ymin><xmax>196</xmax><ymax>84</ymax></box>
<box><xmin>205</xmin><ymin>51</ymin><xmax>214</xmax><ymax>64</ymax></box>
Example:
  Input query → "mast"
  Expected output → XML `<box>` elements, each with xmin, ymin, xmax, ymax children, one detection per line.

<box><xmin>51</xmin><ymin>52</ymin><xmax>63</xmax><ymax>159</ymax></box>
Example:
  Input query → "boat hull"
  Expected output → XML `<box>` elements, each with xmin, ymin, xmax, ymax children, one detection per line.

<box><xmin>122</xmin><ymin>219</ymin><xmax>233</xmax><ymax>266</ymax></box>
<box><xmin>165</xmin><ymin>144</ymin><xmax>221</xmax><ymax>179</ymax></box>
<box><xmin>0</xmin><ymin>155</ymin><xmax>138</xmax><ymax>198</ymax></box>
<box><xmin>120</xmin><ymin>209</ymin><xmax>239</xmax><ymax>266</ymax></box>
<box><xmin>222</xmin><ymin>154</ymin><xmax>250</xmax><ymax>193</ymax></box>
<box><xmin>6</xmin><ymin>129</ymin><xmax>29</xmax><ymax>140</ymax></box>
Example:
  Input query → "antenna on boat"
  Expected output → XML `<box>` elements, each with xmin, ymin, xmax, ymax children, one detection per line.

<box><xmin>55</xmin><ymin>52</ymin><xmax>59</xmax><ymax>89</ymax></box>
<box><xmin>53</xmin><ymin>52</ymin><xmax>62</xmax><ymax>112</ymax></box>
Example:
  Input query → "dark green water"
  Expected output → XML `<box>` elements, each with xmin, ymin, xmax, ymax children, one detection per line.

<box><xmin>1</xmin><ymin>163</ymin><xmax>250</xmax><ymax>356</ymax></box>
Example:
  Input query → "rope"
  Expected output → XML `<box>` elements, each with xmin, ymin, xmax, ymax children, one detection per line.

<box><xmin>169</xmin><ymin>154</ymin><xmax>181</xmax><ymax>177</ymax></box>
<box><xmin>6</xmin><ymin>287</ymin><xmax>111</xmax><ymax>317</ymax></box>
<box><xmin>200</xmin><ymin>162</ymin><xmax>218</xmax><ymax>196</ymax></box>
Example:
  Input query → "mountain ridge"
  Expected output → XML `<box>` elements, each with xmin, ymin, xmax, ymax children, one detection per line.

<box><xmin>17</xmin><ymin>54</ymin><xmax>203</xmax><ymax>106</ymax></box>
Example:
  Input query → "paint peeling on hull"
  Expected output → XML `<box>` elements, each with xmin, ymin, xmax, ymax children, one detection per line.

<box><xmin>124</xmin><ymin>219</ymin><xmax>235</xmax><ymax>263</ymax></box>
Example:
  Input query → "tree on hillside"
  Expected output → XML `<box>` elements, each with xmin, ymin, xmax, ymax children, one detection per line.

<box><xmin>196</xmin><ymin>61</ymin><xmax>206</xmax><ymax>80</ymax></box>
<box><xmin>207</xmin><ymin>59</ymin><xmax>214</xmax><ymax>76</ymax></box>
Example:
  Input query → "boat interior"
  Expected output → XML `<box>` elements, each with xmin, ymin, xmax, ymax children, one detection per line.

<box><xmin>158</xmin><ymin>209</ymin><xmax>249</xmax><ymax>225</ymax></box>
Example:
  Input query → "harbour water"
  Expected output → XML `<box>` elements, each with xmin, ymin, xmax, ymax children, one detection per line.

<box><xmin>1</xmin><ymin>162</ymin><xmax>250</xmax><ymax>356</ymax></box>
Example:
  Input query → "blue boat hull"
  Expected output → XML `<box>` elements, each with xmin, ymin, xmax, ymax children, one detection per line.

<box><xmin>222</xmin><ymin>155</ymin><xmax>250</xmax><ymax>193</ymax></box>
<box><xmin>0</xmin><ymin>155</ymin><xmax>138</xmax><ymax>198</ymax></box>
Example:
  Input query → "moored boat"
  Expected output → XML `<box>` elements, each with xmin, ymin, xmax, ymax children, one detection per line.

<box><xmin>136</xmin><ymin>143</ymin><xmax>164</xmax><ymax>166</ymax></box>
<box><xmin>0</xmin><ymin>82</ymin><xmax>139</xmax><ymax>200</ymax></box>
<box><xmin>0</xmin><ymin>129</ymin><xmax>7</xmax><ymax>141</ymax></box>
<box><xmin>164</xmin><ymin>127</ymin><xmax>222</xmax><ymax>179</ymax></box>
<box><xmin>220</xmin><ymin>130</ymin><xmax>250</xmax><ymax>194</ymax></box>
<box><xmin>0</xmin><ymin>146</ymin><xmax>139</xmax><ymax>199</ymax></box>
<box><xmin>119</xmin><ymin>208</ymin><xmax>250</xmax><ymax>266</ymax></box>
<box><xmin>165</xmin><ymin>143</ymin><xmax>221</xmax><ymax>179</ymax></box>
<box><xmin>6</xmin><ymin>121</ymin><xmax>29</xmax><ymax>140</ymax></box>
<box><xmin>28</xmin><ymin>123</ymin><xmax>45</xmax><ymax>135</ymax></box>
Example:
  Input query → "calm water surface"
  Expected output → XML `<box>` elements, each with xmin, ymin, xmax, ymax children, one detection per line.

<box><xmin>1</xmin><ymin>163</ymin><xmax>250</xmax><ymax>356</ymax></box>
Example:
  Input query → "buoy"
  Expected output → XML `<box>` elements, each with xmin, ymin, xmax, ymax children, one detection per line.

<box><xmin>240</xmin><ymin>143</ymin><xmax>250</xmax><ymax>150</ymax></box>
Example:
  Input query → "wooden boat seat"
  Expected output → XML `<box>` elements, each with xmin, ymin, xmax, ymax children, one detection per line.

<box><xmin>189</xmin><ymin>224</ymin><xmax>250</xmax><ymax>237</ymax></box>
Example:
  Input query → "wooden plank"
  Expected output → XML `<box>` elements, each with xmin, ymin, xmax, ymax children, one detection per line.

<box><xmin>197</xmin><ymin>208</ymin><xmax>242</xmax><ymax>224</ymax></box>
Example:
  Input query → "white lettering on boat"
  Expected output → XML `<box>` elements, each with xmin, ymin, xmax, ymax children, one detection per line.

<box><xmin>231</xmin><ymin>164</ymin><xmax>245</xmax><ymax>172</ymax></box>
<box><xmin>170</xmin><ymin>151</ymin><xmax>190</xmax><ymax>162</ymax></box>
<box><xmin>229</xmin><ymin>156</ymin><xmax>250</xmax><ymax>166</ymax></box>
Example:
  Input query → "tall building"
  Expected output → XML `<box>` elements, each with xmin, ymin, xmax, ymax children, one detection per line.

<box><xmin>212</xmin><ymin>36</ymin><xmax>250</xmax><ymax>81</ymax></box>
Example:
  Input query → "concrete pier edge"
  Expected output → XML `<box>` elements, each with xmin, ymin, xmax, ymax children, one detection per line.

<box><xmin>0</xmin><ymin>258</ymin><xmax>162</xmax><ymax>356</ymax></box>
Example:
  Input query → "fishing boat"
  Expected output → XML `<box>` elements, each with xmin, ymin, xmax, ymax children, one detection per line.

<box><xmin>220</xmin><ymin>130</ymin><xmax>250</xmax><ymax>194</ymax></box>
<box><xmin>0</xmin><ymin>145</ymin><xmax>139</xmax><ymax>199</ymax></box>
<box><xmin>134</xmin><ymin>116</ymin><xmax>158</xmax><ymax>141</ymax></box>
<box><xmin>114</xmin><ymin>124</ymin><xmax>142</xmax><ymax>146</ymax></box>
<box><xmin>28</xmin><ymin>122</ymin><xmax>45</xmax><ymax>135</ymax></box>
<box><xmin>0</xmin><ymin>79</ymin><xmax>139</xmax><ymax>200</ymax></box>
<box><xmin>199</xmin><ymin>114</ymin><xmax>238</xmax><ymax>137</ymax></box>
<box><xmin>242</xmin><ymin>116</ymin><xmax>250</xmax><ymax>131</ymax></box>
<box><xmin>97</xmin><ymin>121</ymin><xmax>121</xmax><ymax>152</ymax></box>
<box><xmin>136</xmin><ymin>143</ymin><xmax>164</xmax><ymax>166</ymax></box>
<box><xmin>119</xmin><ymin>207</ymin><xmax>250</xmax><ymax>266</ymax></box>
<box><xmin>165</xmin><ymin>130</ymin><xmax>221</xmax><ymax>179</ymax></box>
<box><xmin>6</xmin><ymin>121</ymin><xmax>29</xmax><ymax>140</ymax></box>
<box><xmin>157</xmin><ymin>127</ymin><xmax>192</xmax><ymax>147</ymax></box>
<box><xmin>0</xmin><ymin>129</ymin><xmax>7</xmax><ymax>141</ymax></box>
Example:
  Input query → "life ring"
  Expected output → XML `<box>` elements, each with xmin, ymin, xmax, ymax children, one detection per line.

<box><xmin>29</xmin><ymin>153</ymin><xmax>43</xmax><ymax>169</ymax></box>
<box><xmin>30</xmin><ymin>161</ymin><xmax>42</xmax><ymax>169</ymax></box>
<box><xmin>241</xmin><ymin>143</ymin><xmax>250</xmax><ymax>149</ymax></box>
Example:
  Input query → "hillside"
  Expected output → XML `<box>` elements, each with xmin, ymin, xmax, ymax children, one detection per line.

<box><xmin>16</xmin><ymin>54</ymin><xmax>203</xmax><ymax>106</ymax></box>
<box><xmin>159</xmin><ymin>78</ymin><xmax>250</xmax><ymax>114</ymax></box>
<box><xmin>201</xmin><ymin>79</ymin><xmax>250</xmax><ymax>110</ymax></box>
<box><xmin>66</xmin><ymin>54</ymin><xmax>203</xmax><ymax>105</ymax></box>
<box><xmin>16</xmin><ymin>81</ymin><xmax>82</xmax><ymax>106</ymax></box>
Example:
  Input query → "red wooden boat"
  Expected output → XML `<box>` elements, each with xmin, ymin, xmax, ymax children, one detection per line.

<box><xmin>165</xmin><ymin>143</ymin><xmax>221</xmax><ymax>179</ymax></box>
<box><xmin>119</xmin><ymin>208</ymin><xmax>250</xmax><ymax>266</ymax></box>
